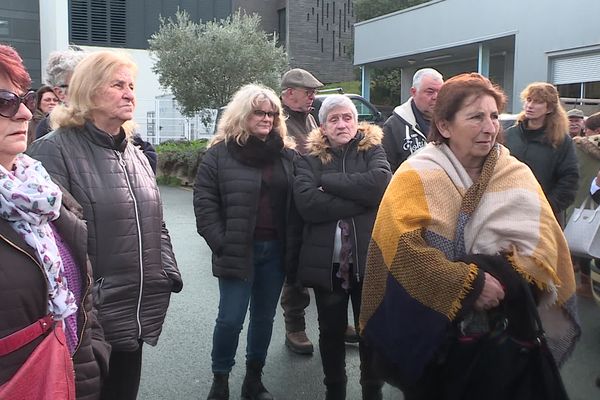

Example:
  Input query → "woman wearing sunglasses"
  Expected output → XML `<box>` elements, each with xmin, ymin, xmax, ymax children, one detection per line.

<box><xmin>194</xmin><ymin>84</ymin><xmax>301</xmax><ymax>400</ymax></box>
<box><xmin>0</xmin><ymin>44</ymin><xmax>110</xmax><ymax>399</ymax></box>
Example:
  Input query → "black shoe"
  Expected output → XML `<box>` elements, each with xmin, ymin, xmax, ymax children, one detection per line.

<box><xmin>325</xmin><ymin>382</ymin><xmax>346</xmax><ymax>400</ymax></box>
<box><xmin>361</xmin><ymin>383</ymin><xmax>383</xmax><ymax>400</ymax></box>
<box><xmin>241</xmin><ymin>360</ymin><xmax>273</xmax><ymax>400</ymax></box>
<box><xmin>344</xmin><ymin>325</ymin><xmax>360</xmax><ymax>344</ymax></box>
<box><xmin>207</xmin><ymin>373</ymin><xmax>229</xmax><ymax>400</ymax></box>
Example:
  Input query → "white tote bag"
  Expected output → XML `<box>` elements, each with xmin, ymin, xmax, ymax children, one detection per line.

<box><xmin>564</xmin><ymin>197</ymin><xmax>600</xmax><ymax>258</ymax></box>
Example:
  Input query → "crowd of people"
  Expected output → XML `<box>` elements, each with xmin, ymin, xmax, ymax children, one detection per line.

<box><xmin>0</xmin><ymin>41</ymin><xmax>596</xmax><ymax>400</ymax></box>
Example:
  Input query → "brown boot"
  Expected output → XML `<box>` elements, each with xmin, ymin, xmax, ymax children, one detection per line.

<box><xmin>285</xmin><ymin>331</ymin><xmax>314</xmax><ymax>355</ymax></box>
<box><xmin>577</xmin><ymin>274</ymin><xmax>593</xmax><ymax>299</ymax></box>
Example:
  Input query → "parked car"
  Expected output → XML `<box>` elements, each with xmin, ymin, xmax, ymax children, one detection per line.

<box><xmin>310</xmin><ymin>88</ymin><xmax>385</xmax><ymax>126</ymax></box>
<box><xmin>499</xmin><ymin>113</ymin><xmax>519</xmax><ymax>130</ymax></box>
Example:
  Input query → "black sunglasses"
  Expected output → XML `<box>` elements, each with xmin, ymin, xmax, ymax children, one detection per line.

<box><xmin>0</xmin><ymin>89</ymin><xmax>36</xmax><ymax>118</ymax></box>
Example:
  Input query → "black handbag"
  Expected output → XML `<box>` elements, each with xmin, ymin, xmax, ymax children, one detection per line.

<box><xmin>439</xmin><ymin>275</ymin><xmax>569</xmax><ymax>400</ymax></box>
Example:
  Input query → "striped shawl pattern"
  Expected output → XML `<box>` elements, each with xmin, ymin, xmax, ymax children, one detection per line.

<box><xmin>360</xmin><ymin>143</ymin><xmax>579</xmax><ymax>384</ymax></box>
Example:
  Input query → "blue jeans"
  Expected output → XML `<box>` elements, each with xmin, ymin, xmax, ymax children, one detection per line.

<box><xmin>211</xmin><ymin>240</ymin><xmax>285</xmax><ymax>373</ymax></box>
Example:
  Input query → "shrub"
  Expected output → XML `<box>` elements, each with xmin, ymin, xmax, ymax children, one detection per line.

<box><xmin>156</xmin><ymin>139</ymin><xmax>209</xmax><ymax>185</ymax></box>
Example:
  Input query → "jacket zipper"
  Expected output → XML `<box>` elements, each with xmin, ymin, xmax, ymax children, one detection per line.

<box><xmin>115</xmin><ymin>150</ymin><xmax>144</xmax><ymax>338</ymax></box>
<box><xmin>72</xmin><ymin>274</ymin><xmax>92</xmax><ymax>355</ymax></box>
<box><xmin>0</xmin><ymin>232</ymin><xmax>49</xmax><ymax>297</ymax></box>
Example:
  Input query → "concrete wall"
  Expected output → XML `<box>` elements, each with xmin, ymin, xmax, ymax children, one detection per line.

<box><xmin>354</xmin><ymin>0</ymin><xmax>600</xmax><ymax>109</ymax></box>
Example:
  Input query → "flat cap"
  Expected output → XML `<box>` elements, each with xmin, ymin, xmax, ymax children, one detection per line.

<box><xmin>281</xmin><ymin>68</ymin><xmax>323</xmax><ymax>89</ymax></box>
<box><xmin>567</xmin><ymin>108</ymin><xmax>585</xmax><ymax>118</ymax></box>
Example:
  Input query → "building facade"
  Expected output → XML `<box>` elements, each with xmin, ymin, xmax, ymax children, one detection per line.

<box><xmin>1</xmin><ymin>1</ymin><xmax>42</xmax><ymax>86</ymax></box>
<box><xmin>354</xmin><ymin>0</ymin><xmax>600</xmax><ymax>114</ymax></box>
<box><xmin>236</xmin><ymin>0</ymin><xmax>356</xmax><ymax>82</ymax></box>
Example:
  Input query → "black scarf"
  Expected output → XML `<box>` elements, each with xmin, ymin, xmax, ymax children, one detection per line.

<box><xmin>227</xmin><ymin>131</ymin><xmax>284</xmax><ymax>168</ymax></box>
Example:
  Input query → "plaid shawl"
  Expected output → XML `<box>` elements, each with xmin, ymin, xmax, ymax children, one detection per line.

<box><xmin>360</xmin><ymin>143</ymin><xmax>579</xmax><ymax>384</ymax></box>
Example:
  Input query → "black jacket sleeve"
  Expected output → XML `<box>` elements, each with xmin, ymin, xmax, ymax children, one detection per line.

<box><xmin>161</xmin><ymin>221</ymin><xmax>183</xmax><ymax>293</ymax></box>
<box><xmin>193</xmin><ymin>147</ymin><xmax>225</xmax><ymax>254</ymax></box>
<box><xmin>382</xmin><ymin>115</ymin><xmax>402</xmax><ymax>173</ymax></box>
<box><xmin>548</xmin><ymin>136</ymin><xmax>579</xmax><ymax>213</ymax></box>
<box><xmin>132</xmin><ymin>135</ymin><xmax>158</xmax><ymax>174</ymax></box>
<box><xmin>319</xmin><ymin>145</ymin><xmax>391</xmax><ymax>207</ymax></box>
<box><xmin>293</xmin><ymin>155</ymin><xmax>367</xmax><ymax>223</ymax></box>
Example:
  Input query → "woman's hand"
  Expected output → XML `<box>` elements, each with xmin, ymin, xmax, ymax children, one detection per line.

<box><xmin>474</xmin><ymin>272</ymin><xmax>505</xmax><ymax>311</ymax></box>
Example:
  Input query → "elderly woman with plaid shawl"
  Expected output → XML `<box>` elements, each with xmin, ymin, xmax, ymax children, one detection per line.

<box><xmin>360</xmin><ymin>73</ymin><xmax>579</xmax><ymax>400</ymax></box>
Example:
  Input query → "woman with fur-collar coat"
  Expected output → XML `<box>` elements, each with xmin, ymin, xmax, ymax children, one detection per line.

<box><xmin>293</xmin><ymin>95</ymin><xmax>391</xmax><ymax>400</ymax></box>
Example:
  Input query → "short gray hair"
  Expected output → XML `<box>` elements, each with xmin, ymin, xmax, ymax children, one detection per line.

<box><xmin>45</xmin><ymin>49</ymin><xmax>86</xmax><ymax>87</ymax></box>
<box><xmin>412</xmin><ymin>68</ymin><xmax>443</xmax><ymax>90</ymax></box>
<box><xmin>318</xmin><ymin>94</ymin><xmax>358</xmax><ymax>124</ymax></box>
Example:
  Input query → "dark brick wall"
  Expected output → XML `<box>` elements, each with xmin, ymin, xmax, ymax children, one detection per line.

<box><xmin>237</xmin><ymin>0</ymin><xmax>355</xmax><ymax>84</ymax></box>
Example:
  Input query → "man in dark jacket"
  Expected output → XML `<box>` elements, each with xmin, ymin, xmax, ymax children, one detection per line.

<box><xmin>279</xmin><ymin>68</ymin><xmax>323</xmax><ymax>355</ymax></box>
<box><xmin>382</xmin><ymin>68</ymin><xmax>443</xmax><ymax>172</ymax></box>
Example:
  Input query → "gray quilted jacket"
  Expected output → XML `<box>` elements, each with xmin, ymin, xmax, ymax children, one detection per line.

<box><xmin>28</xmin><ymin>121</ymin><xmax>182</xmax><ymax>352</ymax></box>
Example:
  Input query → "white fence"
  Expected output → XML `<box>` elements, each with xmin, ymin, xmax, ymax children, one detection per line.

<box><xmin>133</xmin><ymin>98</ymin><xmax>218</xmax><ymax>145</ymax></box>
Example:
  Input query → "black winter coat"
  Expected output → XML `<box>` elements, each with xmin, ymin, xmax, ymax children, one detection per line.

<box><xmin>0</xmin><ymin>189</ymin><xmax>110</xmax><ymax>400</ymax></box>
<box><xmin>505</xmin><ymin>122</ymin><xmax>579</xmax><ymax>220</ymax></box>
<box><xmin>27</xmin><ymin>122</ymin><xmax>182</xmax><ymax>352</ymax></box>
<box><xmin>294</xmin><ymin>123</ymin><xmax>391</xmax><ymax>291</ymax></box>
<box><xmin>193</xmin><ymin>134</ymin><xmax>301</xmax><ymax>280</ymax></box>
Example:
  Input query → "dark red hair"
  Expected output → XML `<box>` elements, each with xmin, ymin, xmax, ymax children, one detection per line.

<box><xmin>0</xmin><ymin>44</ymin><xmax>32</xmax><ymax>91</ymax></box>
<box><xmin>428</xmin><ymin>73</ymin><xmax>507</xmax><ymax>144</ymax></box>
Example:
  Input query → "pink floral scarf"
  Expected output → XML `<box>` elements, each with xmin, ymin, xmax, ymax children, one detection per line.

<box><xmin>0</xmin><ymin>154</ymin><xmax>77</xmax><ymax>320</ymax></box>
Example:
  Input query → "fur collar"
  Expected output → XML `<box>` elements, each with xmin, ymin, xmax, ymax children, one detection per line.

<box><xmin>305</xmin><ymin>122</ymin><xmax>384</xmax><ymax>164</ymax></box>
<box><xmin>573</xmin><ymin>135</ymin><xmax>600</xmax><ymax>161</ymax></box>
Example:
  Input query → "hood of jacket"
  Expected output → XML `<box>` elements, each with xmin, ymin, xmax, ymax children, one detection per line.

<box><xmin>393</xmin><ymin>98</ymin><xmax>417</xmax><ymax>127</ymax></box>
<box><xmin>305</xmin><ymin>121</ymin><xmax>383</xmax><ymax>164</ymax></box>
<box><xmin>573</xmin><ymin>134</ymin><xmax>600</xmax><ymax>161</ymax></box>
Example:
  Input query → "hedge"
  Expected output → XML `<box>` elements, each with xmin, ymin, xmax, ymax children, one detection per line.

<box><xmin>155</xmin><ymin>139</ymin><xmax>209</xmax><ymax>186</ymax></box>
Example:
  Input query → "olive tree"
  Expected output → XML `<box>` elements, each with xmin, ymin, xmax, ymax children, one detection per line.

<box><xmin>149</xmin><ymin>10</ymin><xmax>288</xmax><ymax>115</ymax></box>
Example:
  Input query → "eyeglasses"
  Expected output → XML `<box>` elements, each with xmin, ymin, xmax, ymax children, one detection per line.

<box><xmin>0</xmin><ymin>89</ymin><xmax>36</xmax><ymax>118</ymax></box>
<box><xmin>301</xmin><ymin>89</ymin><xmax>317</xmax><ymax>97</ymax></box>
<box><xmin>253</xmin><ymin>110</ymin><xmax>279</xmax><ymax>119</ymax></box>
<box><xmin>58</xmin><ymin>84</ymin><xmax>69</xmax><ymax>89</ymax></box>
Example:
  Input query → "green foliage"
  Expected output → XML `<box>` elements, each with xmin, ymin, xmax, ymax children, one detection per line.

<box><xmin>370</xmin><ymin>68</ymin><xmax>402</xmax><ymax>105</ymax></box>
<box><xmin>321</xmin><ymin>81</ymin><xmax>361</xmax><ymax>94</ymax></box>
<box><xmin>149</xmin><ymin>10</ymin><xmax>288</xmax><ymax>115</ymax></box>
<box><xmin>354</xmin><ymin>0</ymin><xmax>431</xmax><ymax>21</ymax></box>
<box><xmin>156</xmin><ymin>139</ymin><xmax>209</xmax><ymax>185</ymax></box>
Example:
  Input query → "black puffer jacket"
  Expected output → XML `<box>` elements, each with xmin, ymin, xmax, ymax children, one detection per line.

<box><xmin>0</xmin><ymin>188</ymin><xmax>110</xmax><ymax>400</ymax></box>
<box><xmin>293</xmin><ymin>123</ymin><xmax>391</xmax><ymax>291</ymax></box>
<box><xmin>504</xmin><ymin>122</ymin><xmax>579</xmax><ymax>221</ymax></box>
<box><xmin>27</xmin><ymin>122</ymin><xmax>182</xmax><ymax>352</ymax></box>
<box><xmin>193</xmin><ymin>133</ymin><xmax>301</xmax><ymax>280</ymax></box>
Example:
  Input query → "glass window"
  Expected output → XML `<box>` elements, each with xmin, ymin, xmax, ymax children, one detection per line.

<box><xmin>0</xmin><ymin>20</ymin><xmax>9</xmax><ymax>36</ymax></box>
<box><xmin>584</xmin><ymin>81</ymin><xmax>600</xmax><ymax>99</ymax></box>
<box><xmin>557</xmin><ymin>83</ymin><xmax>581</xmax><ymax>98</ymax></box>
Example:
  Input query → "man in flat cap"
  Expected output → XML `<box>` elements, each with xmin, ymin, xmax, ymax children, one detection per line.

<box><xmin>567</xmin><ymin>108</ymin><xmax>586</xmax><ymax>137</ymax></box>
<box><xmin>280</xmin><ymin>68</ymin><xmax>323</xmax><ymax>154</ymax></box>
<box><xmin>279</xmin><ymin>68</ymin><xmax>323</xmax><ymax>355</ymax></box>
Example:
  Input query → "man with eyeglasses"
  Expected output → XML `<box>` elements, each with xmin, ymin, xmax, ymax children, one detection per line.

<box><xmin>382</xmin><ymin>68</ymin><xmax>443</xmax><ymax>172</ymax></box>
<box><xmin>35</xmin><ymin>49</ymin><xmax>86</xmax><ymax>140</ymax></box>
<box><xmin>279</xmin><ymin>68</ymin><xmax>323</xmax><ymax>355</ymax></box>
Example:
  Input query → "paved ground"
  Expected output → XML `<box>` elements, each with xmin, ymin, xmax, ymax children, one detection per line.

<box><xmin>137</xmin><ymin>186</ymin><xmax>600</xmax><ymax>399</ymax></box>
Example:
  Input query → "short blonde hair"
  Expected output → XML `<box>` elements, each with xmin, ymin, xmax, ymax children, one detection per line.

<box><xmin>211</xmin><ymin>83</ymin><xmax>293</xmax><ymax>148</ymax></box>
<box><xmin>51</xmin><ymin>50</ymin><xmax>138</xmax><ymax>136</ymax></box>
<box><xmin>517</xmin><ymin>82</ymin><xmax>568</xmax><ymax>148</ymax></box>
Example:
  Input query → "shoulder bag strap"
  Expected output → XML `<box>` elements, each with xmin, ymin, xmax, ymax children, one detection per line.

<box><xmin>0</xmin><ymin>314</ymin><xmax>54</xmax><ymax>357</ymax></box>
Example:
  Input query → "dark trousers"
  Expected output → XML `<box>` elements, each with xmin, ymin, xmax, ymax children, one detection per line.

<box><xmin>280</xmin><ymin>278</ymin><xmax>310</xmax><ymax>332</ymax></box>
<box><xmin>313</xmin><ymin>272</ymin><xmax>381</xmax><ymax>389</ymax></box>
<box><xmin>100</xmin><ymin>342</ymin><xmax>143</xmax><ymax>400</ymax></box>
